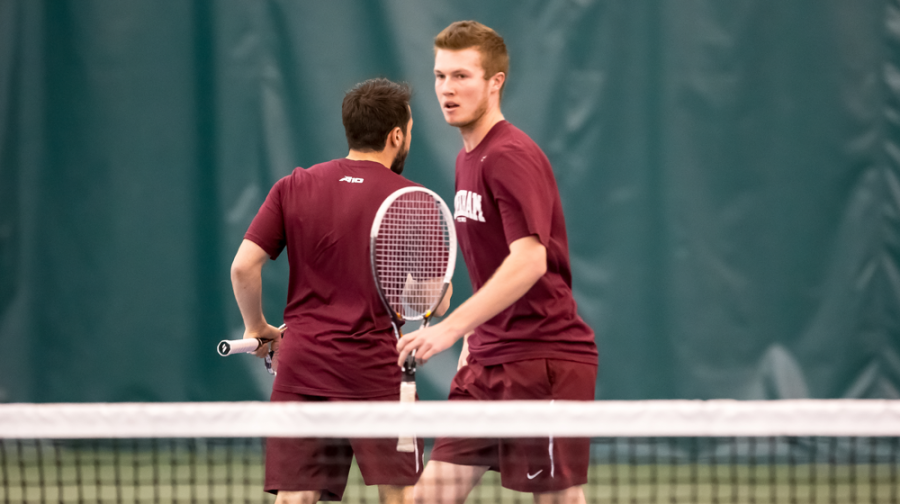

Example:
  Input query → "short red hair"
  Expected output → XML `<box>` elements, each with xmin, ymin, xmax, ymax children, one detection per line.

<box><xmin>434</xmin><ymin>21</ymin><xmax>509</xmax><ymax>99</ymax></box>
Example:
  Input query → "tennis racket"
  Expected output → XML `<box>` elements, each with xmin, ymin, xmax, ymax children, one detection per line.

<box><xmin>371</xmin><ymin>186</ymin><xmax>456</xmax><ymax>452</ymax></box>
<box><xmin>217</xmin><ymin>323</ymin><xmax>286</xmax><ymax>375</ymax></box>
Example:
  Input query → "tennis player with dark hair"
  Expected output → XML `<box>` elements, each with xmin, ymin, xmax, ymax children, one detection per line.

<box><xmin>396</xmin><ymin>21</ymin><xmax>598</xmax><ymax>504</ymax></box>
<box><xmin>232</xmin><ymin>78</ymin><xmax>440</xmax><ymax>504</ymax></box>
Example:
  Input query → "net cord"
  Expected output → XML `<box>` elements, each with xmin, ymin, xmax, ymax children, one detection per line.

<box><xmin>2</xmin><ymin>400</ymin><xmax>900</xmax><ymax>439</ymax></box>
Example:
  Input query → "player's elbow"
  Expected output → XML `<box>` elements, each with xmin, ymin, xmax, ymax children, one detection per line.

<box><xmin>509</xmin><ymin>236</ymin><xmax>547</xmax><ymax>283</ymax></box>
<box><xmin>230</xmin><ymin>261</ymin><xmax>246</xmax><ymax>286</ymax></box>
<box><xmin>231</xmin><ymin>240</ymin><xmax>269</xmax><ymax>286</ymax></box>
<box><xmin>230</xmin><ymin>256</ymin><xmax>257</xmax><ymax>285</ymax></box>
<box><xmin>528</xmin><ymin>247</ymin><xmax>547</xmax><ymax>281</ymax></box>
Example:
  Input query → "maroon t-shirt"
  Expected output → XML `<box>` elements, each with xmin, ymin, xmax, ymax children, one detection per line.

<box><xmin>454</xmin><ymin>121</ymin><xmax>598</xmax><ymax>366</ymax></box>
<box><xmin>244</xmin><ymin>159</ymin><xmax>418</xmax><ymax>398</ymax></box>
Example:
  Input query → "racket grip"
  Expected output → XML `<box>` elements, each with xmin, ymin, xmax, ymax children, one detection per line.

<box><xmin>217</xmin><ymin>338</ymin><xmax>263</xmax><ymax>356</ymax></box>
<box><xmin>396</xmin><ymin>381</ymin><xmax>416</xmax><ymax>452</ymax></box>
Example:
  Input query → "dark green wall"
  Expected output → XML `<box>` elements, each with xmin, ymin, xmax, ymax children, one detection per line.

<box><xmin>1</xmin><ymin>0</ymin><xmax>898</xmax><ymax>402</ymax></box>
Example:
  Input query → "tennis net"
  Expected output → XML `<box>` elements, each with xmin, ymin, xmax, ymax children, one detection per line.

<box><xmin>2</xmin><ymin>400</ymin><xmax>899</xmax><ymax>503</ymax></box>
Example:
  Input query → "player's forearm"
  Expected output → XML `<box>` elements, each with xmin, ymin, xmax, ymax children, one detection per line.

<box><xmin>441</xmin><ymin>236</ymin><xmax>546</xmax><ymax>337</ymax></box>
<box><xmin>231</xmin><ymin>266</ymin><xmax>267</xmax><ymax>331</ymax></box>
<box><xmin>231</xmin><ymin>240</ymin><xmax>270</xmax><ymax>333</ymax></box>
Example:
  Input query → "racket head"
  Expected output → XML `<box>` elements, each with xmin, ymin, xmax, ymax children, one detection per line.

<box><xmin>370</xmin><ymin>187</ymin><xmax>457</xmax><ymax>325</ymax></box>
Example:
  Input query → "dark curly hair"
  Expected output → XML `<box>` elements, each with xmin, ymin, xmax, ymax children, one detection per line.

<box><xmin>342</xmin><ymin>78</ymin><xmax>411</xmax><ymax>152</ymax></box>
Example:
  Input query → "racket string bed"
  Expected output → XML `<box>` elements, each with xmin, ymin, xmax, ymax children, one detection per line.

<box><xmin>372</xmin><ymin>190</ymin><xmax>454</xmax><ymax>322</ymax></box>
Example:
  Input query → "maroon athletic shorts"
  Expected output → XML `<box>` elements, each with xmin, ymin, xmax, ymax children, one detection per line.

<box><xmin>265</xmin><ymin>390</ymin><xmax>424</xmax><ymax>501</ymax></box>
<box><xmin>429</xmin><ymin>358</ymin><xmax>597</xmax><ymax>493</ymax></box>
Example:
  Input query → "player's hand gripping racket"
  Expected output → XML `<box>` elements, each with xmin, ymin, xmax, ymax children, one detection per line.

<box><xmin>371</xmin><ymin>187</ymin><xmax>456</xmax><ymax>452</ymax></box>
<box><xmin>217</xmin><ymin>324</ymin><xmax>286</xmax><ymax>375</ymax></box>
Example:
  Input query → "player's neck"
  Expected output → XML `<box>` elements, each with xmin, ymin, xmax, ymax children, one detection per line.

<box><xmin>459</xmin><ymin>107</ymin><xmax>505</xmax><ymax>153</ymax></box>
<box><xmin>346</xmin><ymin>149</ymin><xmax>394</xmax><ymax>170</ymax></box>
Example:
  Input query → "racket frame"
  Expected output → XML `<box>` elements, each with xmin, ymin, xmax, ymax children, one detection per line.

<box><xmin>370</xmin><ymin>186</ymin><xmax>456</xmax><ymax>452</ymax></box>
<box><xmin>370</xmin><ymin>186</ymin><xmax>456</xmax><ymax>324</ymax></box>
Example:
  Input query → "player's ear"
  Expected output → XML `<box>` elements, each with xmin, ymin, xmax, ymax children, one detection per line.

<box><xmin>490</xmin><ymin>72</ymin><xmax>505</xmax><ymax>93</ymax></box>
<box><xmin>390</xmin><ymin>126</ymin><xmax>404</xmax><ymax>148</ymax></box>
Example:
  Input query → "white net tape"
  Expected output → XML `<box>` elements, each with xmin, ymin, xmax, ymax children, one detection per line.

<box><xmin>3</xmin><ymin>400</ymin><xmax>900</xmax><ymax>439</ymax></box>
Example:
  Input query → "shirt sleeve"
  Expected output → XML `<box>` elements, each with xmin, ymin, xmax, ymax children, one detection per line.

<box><xmin>484</xmin><ymin>150</ymin><xmax>554</xmax><ymax>247</ymax></box>
<box><xmin>244</xmin><ymin>177</ymin><xmax>288</xmax><ymax>259</ymax></box>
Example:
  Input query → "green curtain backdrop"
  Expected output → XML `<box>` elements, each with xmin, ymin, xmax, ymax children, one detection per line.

<box><xmin>1</xmin><ymin>0</ymin><xmax>898</xmax><ymax>402</ymax></box>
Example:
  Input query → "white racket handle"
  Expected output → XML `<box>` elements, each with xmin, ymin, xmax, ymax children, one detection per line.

<box><xmin>396</xmin><ymin>381</ymin><xmax>417</xmax><ymax>452</ymax></box>
<box><xmin>217</xmin><ymin>324</ymin><xmax>286</xmax><ymax>357</ymax></box>
<box><xmin>217</xmin><ymin>338</ymin><xmax>263</xmax><ymax>356</ymax></box>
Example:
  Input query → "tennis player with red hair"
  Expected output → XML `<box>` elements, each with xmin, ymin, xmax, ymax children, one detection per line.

<box><xmin>397</xmin><ymin>21</ymin><xmax>598</xmax><ymax>504</ymax></box>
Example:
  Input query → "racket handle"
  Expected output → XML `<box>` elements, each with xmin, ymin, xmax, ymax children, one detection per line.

<box><xmin>396</xmin><ymin>381</ymin><xmax>417</xmax><ymax>452</ymax></box>
<box><xmin>217</xmin><ymin>338</ymin><xmax>263</xmax><ymax>356</ymax></box>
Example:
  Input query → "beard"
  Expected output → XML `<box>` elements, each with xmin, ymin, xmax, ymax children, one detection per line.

<box><xmin>447</xmin><ymin>91</ymin><xmax>490</xmax><ymax>129</ymax></box>
<box><xmin>390</xmin><ymin>145</ymin><xmax>408</xmax><ymax>175</ymax></box>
